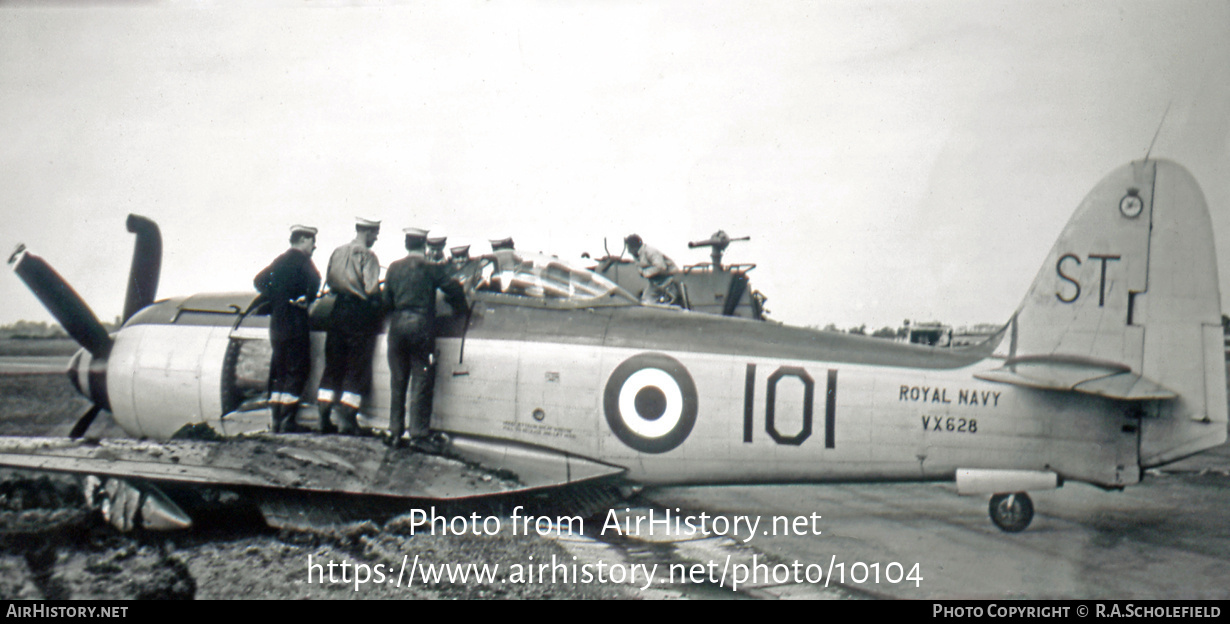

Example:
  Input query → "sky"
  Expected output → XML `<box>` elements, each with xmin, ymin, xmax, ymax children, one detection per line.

<box><xmin>1</xmin><ymin>1</ymin><xmax>1228</xmax><ymax>332</ymax></box>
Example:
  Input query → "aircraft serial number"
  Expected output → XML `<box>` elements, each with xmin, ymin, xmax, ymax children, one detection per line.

<box><xmin>921</xmin><ymin>415</ymin><xmax>977</xmax><ymax>434</ymax></box>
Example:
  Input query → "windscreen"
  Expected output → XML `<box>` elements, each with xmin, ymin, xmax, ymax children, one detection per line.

<box><xmin>477</xmin><ymin>253</ymin><xmax>637</xmax><ymax>305</ymax></box>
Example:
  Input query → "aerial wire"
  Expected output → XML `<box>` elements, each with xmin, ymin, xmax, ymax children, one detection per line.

<box><xmin>1144</xmin><ymin>100</ymin><xmax>1172</xmax><ymax>162</ymax></box>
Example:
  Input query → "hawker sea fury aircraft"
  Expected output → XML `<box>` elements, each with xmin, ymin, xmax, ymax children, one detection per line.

<box><xmin>5</xmin><ymin>159</ymin><xmax>1226</xmax><ymax>533</ymax></box>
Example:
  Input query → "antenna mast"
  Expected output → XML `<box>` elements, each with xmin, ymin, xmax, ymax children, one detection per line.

<box><xmin>1144</xmin><ymin>101</ymin><xmax>1172</xmax><ymax>162</ymax></box>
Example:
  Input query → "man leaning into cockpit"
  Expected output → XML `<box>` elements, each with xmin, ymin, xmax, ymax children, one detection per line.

<box><xmin>383</xmin><ymin>227</ymin><xmax>469</xmax><ymax>451</ymax></box>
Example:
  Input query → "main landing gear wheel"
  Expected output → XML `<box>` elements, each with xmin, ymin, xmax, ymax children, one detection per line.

<box><xmin>988</xmin><ymin>492</ymin><xmax>1033</xmax><ymax>532</ymax></box>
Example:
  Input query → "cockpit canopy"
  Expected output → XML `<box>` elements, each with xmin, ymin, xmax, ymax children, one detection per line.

<box><xmin>473</xmin><ymin>252</ymin><xmax>638</xmax><ymax>307</ymax></box>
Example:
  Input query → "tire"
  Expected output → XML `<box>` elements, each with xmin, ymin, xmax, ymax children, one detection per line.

<box><xmin>988</xmin><ymin>492</ymin><xmax>1034</xmax><ymax>532</ymax></box>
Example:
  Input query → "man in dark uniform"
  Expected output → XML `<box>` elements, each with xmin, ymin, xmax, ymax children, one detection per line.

<box><xmin>449</xmin><ymin>244</ymin><xmax>481</xmax><ymax>289</ymax></box>
<box><xmin>383</xmin><ymin>227</ymin><xmax>468</xmax><ymax>450</ymax></box>
<box><xmin>421</xmin><ymin>228</ymin><xmax>453</xmax><ymax>444</ymax></box>
<box><xmin>253</xmin><ymin>225</ymin><xmax>321</xmax><ymax>433</ymax></box>
<box><xmin>426</xmin><ymin>229</ymin><xmax>449</xmax><ymax>263</ymax></box>
<box><xmin>317</xmin><ymin>217</ymin><xmax>382</xmax><ymax>435</ymax></box>
<box><xmin>488</xmin><ymin>236</ymin><xmax>517</xmax><ymax>271</ymax></box>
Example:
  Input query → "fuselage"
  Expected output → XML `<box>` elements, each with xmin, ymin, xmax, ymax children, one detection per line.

<box><xmin>93</xmin><ymin>288</ymin><xmax>1144</xmax><ymax>490</ymax></box>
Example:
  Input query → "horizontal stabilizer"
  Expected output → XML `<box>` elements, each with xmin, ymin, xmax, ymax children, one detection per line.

<box><xmin>0</xmin><ymin>434</ymin><xmax>625</xmax><ymax>500</ymax></box>
<box><xmin>974</xmin><ymin>355</ymin><xmax>1176</xmax><ymax>401</ymax></box>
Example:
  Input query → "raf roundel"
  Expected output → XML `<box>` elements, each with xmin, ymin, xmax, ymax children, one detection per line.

<box><xmin>603</xmin><ymin>353</ymin><xmax>698</xmax><ymax>453</ymax></box>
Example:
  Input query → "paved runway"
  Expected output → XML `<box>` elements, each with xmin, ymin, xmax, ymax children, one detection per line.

<box><xmin>0</xmin><ymin>356</ymin><xmax>69</xmax><ymax>374</ymax></box>
<box><xmin>643</xmin><ymin>444</ymin><xmax>1230</xmax><ymax>599</ymax></box>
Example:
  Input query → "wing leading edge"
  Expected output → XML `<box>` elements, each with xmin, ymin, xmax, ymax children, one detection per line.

<box><xmin>0</xmin><ymin>434</ymin><xmax>625</xmax><ymax>500</ymax></box>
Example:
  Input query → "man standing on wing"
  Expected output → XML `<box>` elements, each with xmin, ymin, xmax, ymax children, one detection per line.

<box><xmin>317</xmin><ymin>217</ymin><xmax>382</xmax><ymax>435</ymax></box>
<box><xmin>383</xmin><ymin>227</ymin><xmax>468</xmax><ymax>450</ymax></box>
<box><xmin>254</xmin><ymin>224</ymin><xmax>320</xmax><ymax>433</ymax></box>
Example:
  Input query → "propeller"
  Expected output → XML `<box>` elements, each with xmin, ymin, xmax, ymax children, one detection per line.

<box><xmin>8</xmin><ymin>214</ymin><xmax>162</xmax><ymax>438</ymax></box>
<box><xmin>8</xmin><ymin>245</ymin><xmax>112</xmax><ymax>360</ymax></box>
<box><xmin>69</xmin><ymin>404</ymin><xmax>105</xmax><ymax>439</ymax></box>
<box><xmin>123</xmin><ymin>214</ymin><xmax>162</xmax><ymax>324</ymax></box>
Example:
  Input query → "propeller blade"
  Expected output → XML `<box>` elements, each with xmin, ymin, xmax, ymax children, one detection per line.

<box><xmin>68</xmin><ymin>403</ymin><xmax>104</xmax><ymax>439</ymax></box>
<box><xmin>122</xmin><ymin>214</ymin><xmax>162</xmax><ymax>323</ymax></box>
<box><xmin>8</xmin><ymin>246</ymin><xmax>113</xmax><ymax>359</ymax></box>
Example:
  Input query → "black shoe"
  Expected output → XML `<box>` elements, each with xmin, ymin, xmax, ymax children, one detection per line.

<box><xmin>384</xmin><ymin>435</ymin><xmax>408</xmax><ymax>449</ymax></box>
<box><xmin>335</xmin><ymin>405</ymin><xmax>360</xmax><ymax>436</ymax></box>
<box><xmin>270</xmin><ymin>404</ymin><xmax>285</xmax><ymax>433</ymax></box>
<box><xmin>318</xmin><ymin>402</ymin><xmax>337</xmax><ymax>434</ymax></box>
<box><xmin>410</xmin><ymin>432</ymin><xmax>449</xmax><ymax>455</ymax></box>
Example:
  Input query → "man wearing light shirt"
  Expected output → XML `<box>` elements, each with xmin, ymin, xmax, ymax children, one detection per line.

<box><xmin>317</xmin><ymin>217</ymin><xmax>382</xmax><ymax>435</ymax></box>
<box><xmin>624</xmin><ymin>233</ymin><xmax>682</xmax><ymax>306</ymax></box>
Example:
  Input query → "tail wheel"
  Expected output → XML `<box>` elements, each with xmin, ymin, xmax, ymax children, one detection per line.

<box><xmin>988</xmin><ymin>492</ymin><xmax>1034</xmax><ymax>532</ymax></box>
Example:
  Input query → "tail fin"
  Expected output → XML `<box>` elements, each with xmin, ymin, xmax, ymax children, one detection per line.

<box><xmin>986</xmin><ymin>159</ymin><xmax>1227</xmax><ymax>466</ymax></box>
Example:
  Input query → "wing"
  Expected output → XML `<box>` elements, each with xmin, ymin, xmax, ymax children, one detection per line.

<box><xmin>0</xmin><ymin>434</ymin><xmax>625</xmax><ymax>500</ymax></box>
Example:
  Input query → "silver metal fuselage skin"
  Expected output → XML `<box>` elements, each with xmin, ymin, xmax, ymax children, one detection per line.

<box><xmin>434</xmin><ymin>302</ymin><xmax>1143</xmax><ymax>488</ymax></box>
<box><xmin>103</xmin><ymin>294</ymin><xmax>1140</xmax><ymax>490</ymax></box>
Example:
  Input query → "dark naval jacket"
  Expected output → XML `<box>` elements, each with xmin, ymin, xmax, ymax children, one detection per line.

<box><xmin>382</xmin><ymin>253</ymin><xmax>467</xmax><ymax>320</ymax></box>
<box><xmin>254</xmin><ymin>248</ymin><xmax>322</xmax><ymax>340</ymax></box>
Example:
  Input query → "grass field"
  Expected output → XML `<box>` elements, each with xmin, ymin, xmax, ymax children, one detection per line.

<box><xmin>0</xmin><ymin>373</ymin><xmax>86</xmax><ymax>436</ymax></box>
<box><xmin>0</xmin><ymin>372</ymin><xmax>126</xmax><ymax>437</ymax></box>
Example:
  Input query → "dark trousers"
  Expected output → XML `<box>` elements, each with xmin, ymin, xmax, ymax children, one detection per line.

<box><xmin>319</xmin><ymin>295</ymin><xmax>378</xmax><ymax>409</ymax></box>
<box><xmin>387</xmin><ymin>309</ymin><xmax>434</xmax><ymax>439</ymax></box>
<box><xmin>269</xmin><ymin>331</ymin><xmax>311</xmax><ymax>402</ymax></box>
